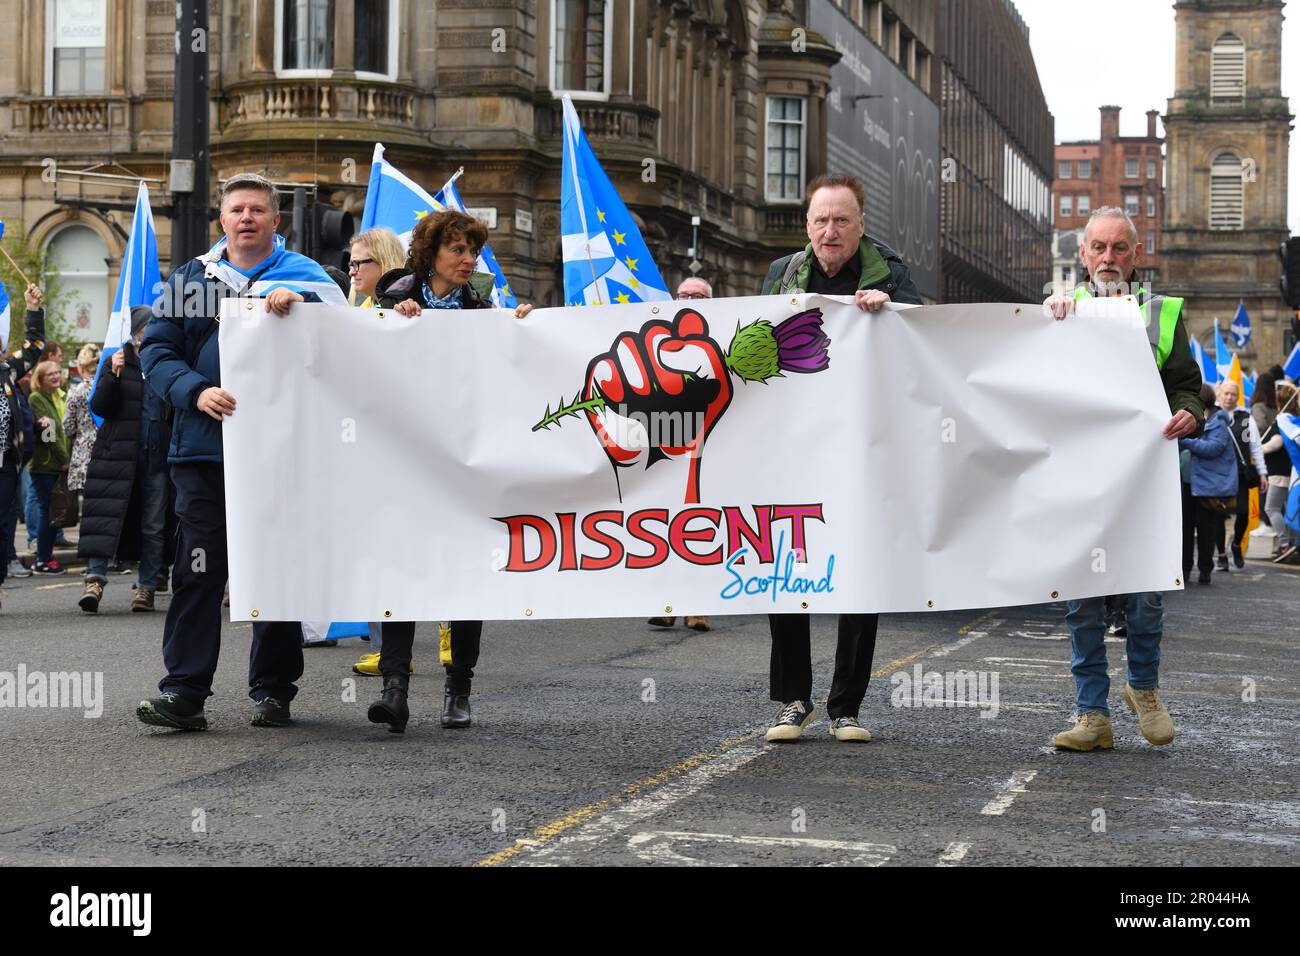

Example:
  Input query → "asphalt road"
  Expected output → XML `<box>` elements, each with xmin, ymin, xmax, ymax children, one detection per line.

<box><xmin>0</xmin><ymin>557</ymin><xmax>1297</xmax><ymax>867</ymax></box>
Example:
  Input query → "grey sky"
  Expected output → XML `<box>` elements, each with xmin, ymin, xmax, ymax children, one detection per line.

<box><xmin>1013</xmin><ymin>0</ymin><xmax>1298</xmax><ymax>233</ymax></box>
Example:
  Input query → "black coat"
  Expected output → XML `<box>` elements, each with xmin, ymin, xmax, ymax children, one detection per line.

<box><xmin>374</xmin><ymin>268</ymin><xmax>496</xmax><ymax>310</ymax></box>
<box><xmin>77</xmin><ymin>345</ymin><xmax>164</xmax><ymax>561</ymax></box>
<box><xmin>2</xmin><ymin>308</ymin><xmax>45</xmax><ymax>467</ymax></box>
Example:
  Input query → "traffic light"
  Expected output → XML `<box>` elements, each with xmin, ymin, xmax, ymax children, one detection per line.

<box><xmin>309</xmin><ymin>202</ymin><xmax>355</xmax><ymax>270</ymax></box>
<box><xmin>1279</xmin><ymin>237</ymin><xmax>1300</xmax><ymax>308</ymax></box>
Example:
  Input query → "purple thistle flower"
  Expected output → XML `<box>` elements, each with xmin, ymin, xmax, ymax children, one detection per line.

<box><xmin>773</xmin><ymin>309</ymin><xmax>830</xmax><ymax>374</ymax></box>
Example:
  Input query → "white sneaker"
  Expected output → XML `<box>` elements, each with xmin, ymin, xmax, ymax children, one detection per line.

<box><xmin>6</xmin><ymin>560</ymin><xmax>32</xmax><ymax>579</ymax></box>
<box><xmin>766</xmin><ymin>700</ymin><xmax>816</xmax><ymax>742</ymax></box>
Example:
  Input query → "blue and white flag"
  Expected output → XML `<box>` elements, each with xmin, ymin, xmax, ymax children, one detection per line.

<box><xmin>1213</xmin><ymin>320</ymin><xmax>1234</xmax><ymax>381</ymax></box>
<box><xmin>1284</xmin><ymin>341</ymin><xmax>1300</xmax><ymax>382</ymax></box>
<box><xmin>0</xmin><ymin>270</ymin><xmax>10</xmax><ymax>354</ymax></box>
<box><xmin>433</xmin><ymin>174</ymin><xmax>518</xmax><ymax>308</ymax></box>
<box><xmin>90</xmin><ymin>182</ymin><xmax>163</xmax><ymax>425</ymax></box>
<box><xmin>1243</xmin><ymin>370</ymin><xmax>1256</xmax><ymax>404</ymax></box>
<box><xmin>360</xmin><ymin>143</ymin><xmax>516</xmax><ymax>308</ymax></box>
<box><xmin>1229</xmin><ymin>301</ymin><xmax>1251</xmax><ymax>349</ymax></box>
<box><xmin>560</xmin><ymin>96</ymin><xmax>670</xmax><ymax>306</ymax></box>
<box><xmin>1278</xmin><ymin>413</ymin><xmax>1300</xmax><ymax>477</ymax></box>
<box><xmin>1189</xmin><ymin>333</ymin><xmax>1217</xmax><ymax>384</ymax></box>
<box><xmin>0</xmin><ymin>219</ymin><xmax>10</xmax><ymax>352</ymax></box>
<box><xmin>200</xmin><ymin>233</ymin><xmax>348</xmax><ymax>305</ymax></box>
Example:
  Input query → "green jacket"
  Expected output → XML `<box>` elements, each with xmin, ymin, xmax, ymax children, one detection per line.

<box><xmin>27</xmin><ymin>389</ymin><xmax>70</xmax><ymax>474</ymax></box>
<box><xmin>760</xmin><ymin>236</ymin><xmax>923</xmax><ymax>304</ymax></box>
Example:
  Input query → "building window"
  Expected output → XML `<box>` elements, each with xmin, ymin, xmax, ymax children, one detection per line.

<box><xmin>1059</xmin><ymin>195</ymin><xmax>1072</xmax><ymax>217</ymax></box>
<box><xmin>1147</xmin><ymin>231</ymin><xmax>1156</xmax><ymax>253</ymax></box>
<box><xmin>1061</xmin><ymin>267</ymin><xmax>1072</xmax><ymax>284</ymax></box>
<box><xmin>354</xmin><ymin>0</ymin><xmax>396</xmax><ymax>77</ymax></box>
<box><xmin>552</xmin><ymin>0</ymin><xmax>610</xmax><ymax>96</ymax></box>
<box><xmin>45</xmin><ymin>224</ymin><xmax>109</xmax><ymax>343</ymax></box>
<box><xmin>1077</xmin><ymin>160</ymin><xmax>1091</xmax><ymax>179</ymax></box>
<box><xmin>1211</xmin><ymin>33</ymin><xmax>1246</xmax><ymax>104</ymax></box>
<box><xmin>866</xmin><ymin>1</ymin><xmax>883</xmax><ymax>45</ymax></box>
<box><xmin>765</xmin><ymin>96</ymin><xmax>805</xmax><ymax>203</ymax></box>
<box><xmin>1147</xmin><ymin>159</ymin><xmax>1157</xmax><ymax>180</ymax></box>
<box><xmin>280</xmin><ymin>0</ymin><xmax>335</xmax><ymax>72</ymax></box>
<box><xmin>1123</xmin><ymin>193</ymin><xmax>1139</xmax><ymax>216</ymax></box>
<box><xmin>1125</xmin><ymin>159</ymin><xmax>1139</xmax><ymax>178</ymax></box>
<box><xmin>1058</xmin><ymin>160</ymin><xmax>1072</xmax><ymax>180</ymax></box>
<box><xmin>49</xmin><ymin>0</ymin><xmax>106</xmax><ymax>95</ymax></box>
<box><xmin>1146</xmin><ymin>195</ymin><xmax>1156</xmax><ymax>217</ymax></box>
<box><xmin>1210</xmin><ymin>151</ymin><xmax>1245</xmax><ymax>230</ymax></box>
<box><xmin>1077</xmin><ymin>195</ymin><xmax>1090</xmax><ymax>216</ymax></box>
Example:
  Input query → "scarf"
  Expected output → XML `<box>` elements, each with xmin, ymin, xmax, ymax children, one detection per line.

<box><xmin>420</xmin><ymin>281</ymin><xmax>465</xmax><ymax>310</ymax></box>
<box><xmin>199</xmin><ymin>234</ymin><xmax>349</xmax><ymax>305</ymax></box>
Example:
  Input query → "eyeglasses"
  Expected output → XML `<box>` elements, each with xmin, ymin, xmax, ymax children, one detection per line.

<box><xmin>348</xmin><ymin>257</ymin><xmax>376</xmax><ymax>272</ymax></box>
<box><xmin>676</xmin><ymin>292</ymin><xmax>710</xmax><ymax>300</ymax></box>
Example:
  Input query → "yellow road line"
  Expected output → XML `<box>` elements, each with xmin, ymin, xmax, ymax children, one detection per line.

<box><xmin>35</xmin><ymin>581</ymin><xmax>81</xmax><ymax>591</ymax></box>
<box><xmin>474</xmin><ymin>608</ymin><xmax>1004</xmax><ymax>867</ymax></box>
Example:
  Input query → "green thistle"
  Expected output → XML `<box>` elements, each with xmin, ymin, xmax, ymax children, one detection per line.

<box><xmin>724</xmin><ymin>319</ymin><xmax>781</xmax><ymax>383</ymax></box>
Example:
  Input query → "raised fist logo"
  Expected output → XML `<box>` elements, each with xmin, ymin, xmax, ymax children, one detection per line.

<box><xmin>534</xmin><ymin>307</ymin><xmax>831</xmax><ymax>504</ymax></box>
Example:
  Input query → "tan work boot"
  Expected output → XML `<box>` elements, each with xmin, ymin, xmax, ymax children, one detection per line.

<box><xmin>647</xmin><ymin>616</ymin><xmax>677</xmax><ymax>627</ymax></box>
<box><xmin>131</xmin><ymin>587</ymin><xmax>156</xmax><ymax>612</ymax></box>
<box><xmin>1124</xmin><ymin>684</ymin><xmax>1175</xmax><ymax>745</ymax></box>
<box><xmin>78</xmin><ymin>579</ymin><xmax>104</xmax><ymax>613</ymax></box>
<box><xmin>685</xmin><ymin>616</ymin><xmax>711</xmax><ymax>632</ymax></box>
<box><xmin>1053</xmin><ymin>711</ymin><xmax>1114</xmax><ymax>751</ymax></box>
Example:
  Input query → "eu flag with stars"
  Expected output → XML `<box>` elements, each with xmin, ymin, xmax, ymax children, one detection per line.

<box><xmin>560</xmin><ymin>96</ymin><xmax>670</xmax><ymax>306</ymax></box>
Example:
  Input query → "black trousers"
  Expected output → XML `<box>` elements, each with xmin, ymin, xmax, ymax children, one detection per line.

<box><xmin>1181</xmin><ymin>481</ymin><xmax>1196</xmax><ymax>579</ymax></box>
<box><xmin>768</xmin><ymin>613</ymin><xmax>878</xmax><ymax>719</ymax></box>
<box><xmin>379</xmin><ymin>620</ymin><xmax>482</xmax><ymax>692</ymax></box>
<box><xmin>1192</xmin><ymin>498</ymin><xmax>1225</xmax><ymax>576</ymax></box>
<box><xmin>1215</xmin><ymin>479</ymin><xmax>1253</xmax><ymax>554</ymax></box>
<box><xmin>160</xmin><ymin>463</ymin><xmax>303</xmax><ymax>704</ymax></box>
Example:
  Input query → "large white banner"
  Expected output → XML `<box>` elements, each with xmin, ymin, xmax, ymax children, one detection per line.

<box><xmin>220</xmin><ymin>294</ymin><xmax>1184</xmax><ymax>622</ymax></box>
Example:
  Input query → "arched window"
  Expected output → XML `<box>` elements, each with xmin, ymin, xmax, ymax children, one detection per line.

<box><xmin>1209</xmin><ymin>152</ymin><xmax>1244</xmax><ymax>231</ymax></box>
<box><xmin>45</xmin><ymin>225</ymin><xmax>109</xmax><ymax>343</ymax></box>
<box><xmin>1211</xmin><ymin>34</ymin><xmax>1245</xmax><ymax>104</ymax></box>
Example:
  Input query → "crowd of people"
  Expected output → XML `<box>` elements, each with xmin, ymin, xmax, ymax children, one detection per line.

<box><xmin>2</xmin><ymin>171</ymin><xmax>1297</xmax><ymax>754</ymax></box>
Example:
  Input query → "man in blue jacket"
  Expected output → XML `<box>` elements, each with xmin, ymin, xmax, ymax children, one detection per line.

<box><xmin>137</xmin><ymin>172</ymin><xmax>343</xmax><ymax>731</ymax></box>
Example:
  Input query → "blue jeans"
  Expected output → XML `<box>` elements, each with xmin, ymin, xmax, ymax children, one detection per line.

<box><xmin>29</xmin><ymin>471</ymin><xmax>58</xmax><ymax>563</ymax></box>
<box><xmin>85</xmin><ymin>461</ymin><xmax>169</xmax><ymax>588</ymax></box>
<box><xmin>22</xmin><ymin>466</ymin><xmax>36</xmax><ymax>544</ymax></box>
<box><xmin>1065</xmin><ymin>592</ymin><xmax>1163</xmax><ymax>716</ymax></box>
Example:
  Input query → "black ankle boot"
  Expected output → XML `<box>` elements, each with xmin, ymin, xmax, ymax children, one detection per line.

<box><xmin>368</xmin><ymin>673</ymin><xmax>410</xmax><ymax>733</ymax></box>
<box><xmin>440</xmin><ymin>687</ymin><xmax>471</xmax><ymax>728</ymax></box>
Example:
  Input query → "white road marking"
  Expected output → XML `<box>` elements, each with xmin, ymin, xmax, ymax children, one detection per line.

<box><xmin>519</xmin><ymin>745</ymin><xmax>766</xmax><ymax>865</ymax></box>
<box><xmin>937</xmin><ymin>841</ymin><xmax>971</xmax><ymax>866</ymax></box>
<box><xmin>625</xmin><ymin>830</ymin><xmax>896</xmax><ymax>867</ymax></box>
<box><xmin>928</xmin><ymin>626</ymin><xmax>1000</xmax><ymax>659</ymax></box>
<box><xmin>980</xmin><ymin>769</ymin><xmax>1038</xmax><ymax>816</ymax></box>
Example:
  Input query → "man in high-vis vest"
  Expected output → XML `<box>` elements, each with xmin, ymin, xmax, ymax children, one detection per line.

<box><xmin>1043</xmin><ymin>206</ymin><xmax>1204</xmax><ymax>751</ymax></box>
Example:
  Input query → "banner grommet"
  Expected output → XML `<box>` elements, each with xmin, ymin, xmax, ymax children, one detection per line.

<box><xmin>524</xmin><ymin>608</ymin><xmax>533</xmax><ymax>617</ymax></box>
<box><xmin>1050</xmin><ymin>590</ymin><xmax>1060</xmax><ymax>599</ymax></box>
<box><xmin>250</xmin><ymin>609</ymin><xmax>259</xmax><ymax>618</ymax></box>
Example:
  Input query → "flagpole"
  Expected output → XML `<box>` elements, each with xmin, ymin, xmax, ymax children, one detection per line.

<box><xmin>0</xmin><ymin>244</ymin><xmax>31</xmax><ymax>285</ymax></box>
<box><xmin>562</xmin><ymin>98</ymin><xmax>603</xmax><ymax>305</ymax></box>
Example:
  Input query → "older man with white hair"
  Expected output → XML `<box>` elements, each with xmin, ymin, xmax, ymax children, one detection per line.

<box><xmin>1043</xmin><ymin>206</ymin><xmax>1204</xmax><ymax>752</ymax></box>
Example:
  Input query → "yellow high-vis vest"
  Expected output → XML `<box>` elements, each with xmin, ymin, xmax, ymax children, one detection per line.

<box><xmin>1073</xmin><ymin>285</ymin><xmax>1182</xmax><ymax>370</ymax></box>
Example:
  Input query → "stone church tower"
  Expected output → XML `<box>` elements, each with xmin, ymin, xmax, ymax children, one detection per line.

<box><xmin>1163</xmin><ymin>0</ymin><xmax>1292</xmax><ymax>364</ymax></box>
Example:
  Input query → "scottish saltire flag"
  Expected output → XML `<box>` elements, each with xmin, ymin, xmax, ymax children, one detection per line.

<box><xmin>0</xmin><ymin>219</ymin><xmax>10</xmax><ymax>352</ymax></box>
<box><xmin>1189</xmin><ymin>334</ymin><xmax>1216</xmax><ymax>383</ymax></box>
<box><xmin>1213</xmin><ymin>320</ymin><xmax>1235</xmax><ymax>382</ymax></box>
<box><xmin>1244</xmin><ymin>371</ymin><xmax>1256</xmax><ymax>404</ymax></box>
<box><xmin>560</xmin><ymin>96</ymin><xmax>669</xmax><ymax>306</ymax></box>
<box><xmin>360</xmin><ymin>144</ymin><xmax>517</xmax><ymax>308</ymax></box>
<box><xmin>1230</xmin><ymin>301</ymin><xmax>1251</xmax><ymax>349</ymax></box>
<box><xmin>1279</xmin><ymin>413</ymin><xmax>1300</xmax><ymax>474</ymax></box>
<box><xmin>200</xmin><ymin>233</ymin><xmax>347</xmax><ymax>305</ymax></box>
<box><xmin>433</xmin><ymin>174</ymin><xmax>518</xmax><ymax>308</ymax></box>
<box><xmin>1285</xmin><ymin>342</ymin><xmax>1300</xmax><ymax>381</ymax></box>
<box><xmin>90</xmin><ymin>182</ymin><xmax>163</xmax><ymax>425</ymax></box>
<box><xmin>302</xmin><ymin>621</ymin><xmax>369</xmax><ymax>643</ymax></box>
<box><xmin>0</xmin><ymin>272</ymin><xmax>10</xmax><ymax>354</ymax></box>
